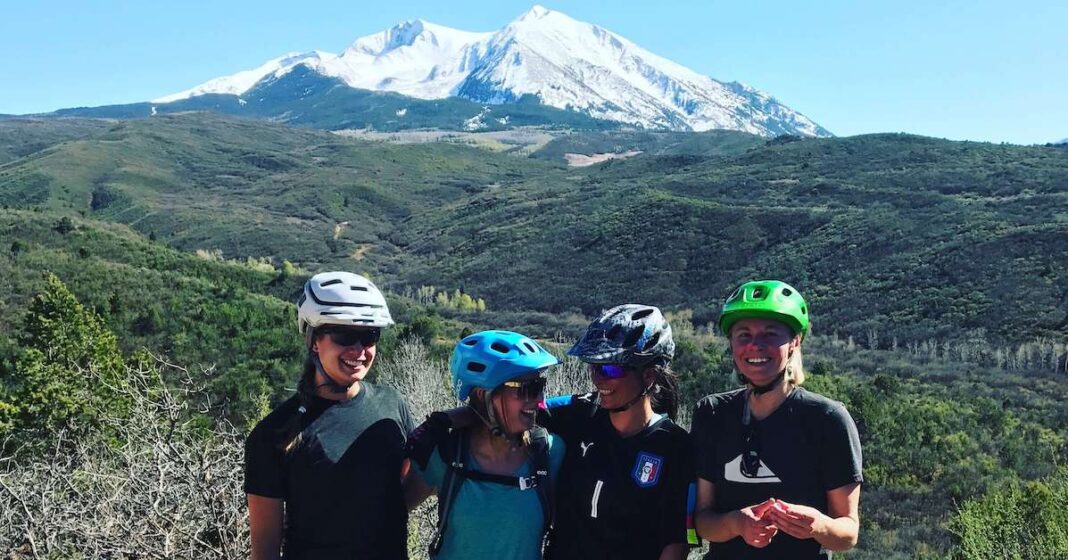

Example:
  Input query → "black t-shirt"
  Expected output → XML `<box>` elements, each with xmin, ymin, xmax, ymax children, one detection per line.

<box><xmin>540</xmin><ymin>393</ymin><xmax>696</xmax><ymax>560</ymax></box>
<box><xmin>691</xmin><ymin>388</ymin><xmax>863</xmax><ymax>560</ymax></box>
<box><xmin>245</xmin><ymin>382</ymin><xmax>416</xmax><ymax>560</ymax></box>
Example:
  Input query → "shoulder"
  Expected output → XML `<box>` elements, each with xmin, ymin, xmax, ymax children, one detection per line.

<box><xmin>792</xmin><ymin>388</ymin><xmax>853</xmax><ymax>421</ymax></box>
<box><xmin>247</xmin><ymin>394</ymin><xmax>301</xmax><ymax>442</ymax></box>
<box><xmin>692</xmin><ymin>389</ymin><xmax>745</xmax><ymax>426</ymax></box>
<box><xmin>546</xmin><ymin>432</ymin><xmax>567</xmax><ymax>470</ymax></box>
<box><xmin>363</xmin><ymin>382</ymin><xmax>405</xmax><ymax>406</ymax></box>
<box><xmin>543</xmin><ymin>392</ymin><xmax>599</xmax><ymax>423</ymax></box>
<box><xmin>650</xmin><ymin>417</ymin><xmax>693</xmax><ymax>454</ymax></box>
<box><xmin>545</xmin><ymin>392</ymin><xmax>598</xmax><ymax>412</ymax></box>
<box><xmin>360</xmin><ymin>383</ymin><xmax>413</xmax><ymax>418</ymax></box>
<box><xmin>694</xmin><ymin>388</ymin><xmax>746</xmax><ymax>413</ymax></box>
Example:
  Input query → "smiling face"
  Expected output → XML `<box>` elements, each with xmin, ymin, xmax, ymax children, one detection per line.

<box><xmin>489</xmin><ymin>373</ymin><xmax>545</xmax><ymax>435</ymax></box>
<box><xmin>589</xmin><ymin>363</ymin><xmax>652</xmax><ymax>410</ymax></box>
<box><xmin>311</xmin><ymin>327</ymin><xmax>378</xmax><ymax>387</ymax></box>
<box><xmin>728</xmin><ymin>318</ymin><xmax>800</xmax><ymax>386</ymax></box>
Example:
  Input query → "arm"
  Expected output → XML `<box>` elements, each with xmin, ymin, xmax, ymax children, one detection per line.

<box><xmin>657</xmin><ymin>543</ymin><xmax>689</xmax><ymax>560</ymax></box>
<box><xmin>764</xmin><ymin>482</ymin><xmax>860</xmax><ymax>551</ymax></box>
<box><xmin>694</xmin><ymin>478</ymin><xmax>777</xmax><ymax>547</ymax></box>
<box><xmin>402</xmin><ymin>459</ymin><xmax>437</xmax><ymax>510</ymax></box>
<box><xmin>248</xmin><ymin>494</ymin><xmax>283</xmax><ymax>560</ymax></box>
<box><xmin>762</xmin><ymin>401</ymin><xmax>863</xmax><ymax>550</ymax></box>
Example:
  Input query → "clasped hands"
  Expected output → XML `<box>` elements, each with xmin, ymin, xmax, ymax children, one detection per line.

<box><xmin>736</xmin><ymin>498</ymin><xmax>827</xmax><ymax>548</ymax></box>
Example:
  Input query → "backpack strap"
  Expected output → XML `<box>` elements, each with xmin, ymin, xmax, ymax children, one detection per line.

<box><xmin>429</xmin><ymin>427</ymin><xmax>556</xmax><ymax>557</ymax></box>
<box><xmin>528</xmin><ymin>426</ymin><xmax>555</xmax><ymax>533</ymax></box>
<box><xmin>429</xmin><ymin>428</ymin><xmax>468</xmax><ymax>557</ymax></box>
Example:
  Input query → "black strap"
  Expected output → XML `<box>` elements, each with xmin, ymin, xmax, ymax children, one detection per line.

<box><xmin>528</xmin><ymin>426</ymin><xmax>555</xmax><ymax>536</ymax></box>
<box><xmin>429</xmin><ymin>427</ymin><xmax>555</xmax><ymax>557</ymax></box>
<box><xmin>429</xmin><ymin>429</ymin><xmax>468</xmax><ymax>557</ymax></box>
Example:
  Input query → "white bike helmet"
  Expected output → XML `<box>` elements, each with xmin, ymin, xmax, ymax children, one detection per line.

<box><xmin>297</xmin><ymin>272</ymin><xmax>394</xmax><ymax>344</ymax></box>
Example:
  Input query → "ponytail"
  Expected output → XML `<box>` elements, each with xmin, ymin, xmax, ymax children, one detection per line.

<box><xmin>649</xmin><ymin>362</ymin><xmax>680</xmax><ymax>420</ymax></box>
<box><xmin>278</xmin><ymin>353</ymin><xmax>318</xmax><ymax>454</ymax></box>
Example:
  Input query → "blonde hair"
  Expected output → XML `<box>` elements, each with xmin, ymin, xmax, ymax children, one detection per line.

<box><xmin>786</xmin><ymin>347</ymin><xmax>806</xmax><ymax>386</ymax></box>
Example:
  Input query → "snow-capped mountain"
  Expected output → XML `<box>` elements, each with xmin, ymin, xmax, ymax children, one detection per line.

<box><xmin>154</xmin><ymin>5</ymin><xmax>830</xmax><ymax>137</ymax></box>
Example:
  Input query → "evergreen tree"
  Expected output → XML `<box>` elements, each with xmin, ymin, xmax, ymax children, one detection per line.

<box><xmin>0</xmin><ymin>274</ymin><xmax>128</xmax><ymax>440</ymax></box>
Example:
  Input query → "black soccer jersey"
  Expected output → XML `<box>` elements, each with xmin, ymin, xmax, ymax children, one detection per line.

<box><xmin>691</xmin><ymin>388</ymin><xmax>863</xmax><ymax>560</ymax></box>
<box><xmin>245</xmin><ymin>382</ymin><xmax>416</xmax><ymax>560</ymax></box>
<box><xmin>540</xmin><ymin>393</ymin><xmax>696</xmax><ymax>560</ymax></box>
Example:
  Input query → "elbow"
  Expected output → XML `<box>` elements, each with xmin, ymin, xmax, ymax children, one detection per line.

<box><xmin>825</xmin><ymin>524</ymin><xmax>859</xmax><ymax>552</ymax></box>
<box><xmin>828</xmin><ymin>535</ymin><xmax>858</xmax><ymax>552</ymax></box>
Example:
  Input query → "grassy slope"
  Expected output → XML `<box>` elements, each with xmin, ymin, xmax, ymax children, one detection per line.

<box><xmin>1</xmin><ymin>115</ymin><xmax>1065</xmax><ymax>345</ymax></box>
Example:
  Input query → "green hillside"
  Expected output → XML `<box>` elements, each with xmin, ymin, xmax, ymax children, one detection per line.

<box><xmin>1</xmin><ymin>115</ymin><xmax>1065</xmax><ymax>346</ymax></box>
<box><xmin>0</xmin><ymin>210</ymin><xmax>1064</xmax><ymax>559</ymax></box>
<box><xmin>0</xmin><ymin>118</ymin><xmax>113</xmax><ymax>164</ymax></box>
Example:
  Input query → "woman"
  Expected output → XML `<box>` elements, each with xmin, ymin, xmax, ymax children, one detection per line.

<box><xmin>406</xmin><ymin>330</ymin><xmax>566</xmax><ymax>560</ymax></box>
<box><xmin>541</xmin><ymin>304</ymin><xmax>696</xmax><ymax>560</ymax></box>
<box><xmin>692</xmin><ymin>280</ymin><xmax>863</xmax><ymax>559</ymax></box>
<box><xmin>244</xmin><ymin>271</ymin><xmax>415</xmax><ymax>560</ymax></box>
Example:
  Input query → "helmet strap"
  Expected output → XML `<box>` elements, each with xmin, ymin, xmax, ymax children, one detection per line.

<box><xmin>311</xmin><ymin>353</ymin><xmax>355</xmax><ymax>394</ymax></box>
<box><xmin>602</xmin><ymin>370</ymin><xmax>656</xmax><ymax>414</ymax></box>
<box><xmin>469</xmin><ymin>393</ymin><xmax>524</xmax><ymax>446</ymax></box>
<box><xmin>748</xmin><ymin>349</ymin><xmax>793</xmax><ymax>395</ymax></box>
<box><xmin>750</xmin><ymin>370</ymin><xmax>786</xmax><ymax>395</ymax></box>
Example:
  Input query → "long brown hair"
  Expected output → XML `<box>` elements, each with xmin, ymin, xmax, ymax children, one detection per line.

<box><xmin>277</xmin><ymin>353</ymin><xmax>319</xmax><ymax>454</ymax></box>
<box><xmin>648</xmin><ymin>362</ymin><xmax>680</xmax><ymax>420</ymax></box>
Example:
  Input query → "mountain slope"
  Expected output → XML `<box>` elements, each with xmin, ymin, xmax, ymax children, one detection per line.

<box><xmin>147</xmin><ymin>6</ymin><xmax>828</xmax><ymax>136</ymax></box>
<box><xmin>1</xmin><ymin>115</ymin><xmax>1065</xmax><ymax>343</ymax></box>
<box><xmin>51</xmin><ymin>67</ymin><xmax>619</xmax><ymax>132</ymax></box>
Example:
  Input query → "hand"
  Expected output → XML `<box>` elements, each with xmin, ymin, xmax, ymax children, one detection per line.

<box><xmin>764</xmin><ymin>499</ymin><xmax>828</xmax><ymax>540</ymax></box>
<box><xmin>735</xmin><ymin>499</ymin><xmax>778</xmax><ymax>548</ymax></box>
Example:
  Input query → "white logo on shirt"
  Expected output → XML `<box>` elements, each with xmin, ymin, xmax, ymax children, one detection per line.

<box><xmin>580</xmin><ymin>441</ymin><xmax>595</xmax><ymax>457</ymax></box>
<box><xmin>724</xmin><ymin>454</ymin><xmax>782</xmax><ymax>484</ymax></box>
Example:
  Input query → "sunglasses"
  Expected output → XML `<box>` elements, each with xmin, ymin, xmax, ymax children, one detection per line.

<box><xmin>500</xmin><ymin>377</ymin><xmax>548</xmax><ymax>400</ymax></box>
<box><xmin>590</xmin><ymin>363</ymin><xmax>630</xmax><ymax>379</ymax></box>
<box><xmin>323</xmin><ymin>328</ymin><xmax>381</xmax><ymax>348</ymax></box>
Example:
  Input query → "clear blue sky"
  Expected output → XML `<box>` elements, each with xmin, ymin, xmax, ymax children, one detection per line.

<box><xmin>3</xmin><ymin>0</ymin><xmax>1065</xmax><ymax>144</ymax></box>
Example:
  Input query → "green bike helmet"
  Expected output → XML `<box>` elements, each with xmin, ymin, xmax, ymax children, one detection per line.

<box><xmin>719</xmin><ymin>280</ymin><xmax>810</xmax><ymax>340</ymax></box>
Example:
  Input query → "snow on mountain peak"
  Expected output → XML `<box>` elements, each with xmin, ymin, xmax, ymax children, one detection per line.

<box><xmin>517</xmin><ymin>4</ymin><xmax>553</xmax><ymax>21</ymax></box>
<box><xmin>152</xmin><ymin>6</ymin><xmax>830</xmax><ymax>136</ymax></box>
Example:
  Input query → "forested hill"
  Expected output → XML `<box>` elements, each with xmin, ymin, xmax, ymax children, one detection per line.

<box><xmin>1</xmin><ymin>114</ymin><xmax>1065</xmax><ymax>346</ymax></box>
<box><xmin>1</xmin><ymin>121</ymin><xmax>1066</xmax><ymax>558</ymax></box>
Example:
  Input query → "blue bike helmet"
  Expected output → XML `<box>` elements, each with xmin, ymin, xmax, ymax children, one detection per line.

<box><xmin>451</xmin><ymin>330</ymin><xmax>559</xmax><ymax>401</ymax></box>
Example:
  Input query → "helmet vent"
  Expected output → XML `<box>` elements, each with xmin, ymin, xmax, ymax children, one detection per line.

<box><xmin>462</xmin><ymin>338</ymin><xmax>478</xmax><ymax>346</ymax></box>
<box><xmin>297</xmin><ymin>293</ymin><xmax>307</xmax><ymax>306</ymax></box>
<box><xmin>631</xmin><ymin>308</ymin><xmax>654</xmax><ymax>320</ymax></box>
<box><xmin>350</xmin><ymin>286</ymin><xmax>368</xmax><ymax>292</ymax></box>
<box><xmin>608</xmin><ymin>325</ymin><xmax>622</xmax><ymax>339</ymax></box>
<box><xmin>320</xmin><ymin>279</ymin><xmax>342</xmax><ymax>287</ymax></box>
<box><xmin>727</xmin><ymin>287</ymin><xmax>742</xmax><ymax>302</ymax></box>
<box><xmin>752</xmin><ymin>287</ymin><xmax>765</xmax><ymax>299</ymax></box>
<box><xmin>490</xmin><ymin>342</ymin><xmax>511</xmax><ymax>354</ymax></box>
<box><xmin>623</xmin><ymin>328</ymin><xmax>643</xmax><ymax>349</ymax></box>
<box><xmin>801</xmin><ymin>306</ymin><xmax>807</xmax><ymax>315</ymax></box>
<box><xmin>321</xmin><ymin>311</ymin><xmax>340</xmax><ymax>316</ymax></box>
<box><xmin>467</xmin><ymin>361</ymin><xmax>486</xmax><ymax>373</ymax></box>
<box><xmin>642</xmin><ymin>332</ymin><xmax>661</xmax><ymax>351</ymax></box>
<box><xmin>523</xmin><ymin>342</ymin><xmax>537</xmax><ymax>353</ymax></box>
<box><xmin>782</xmin><ymin>288</ymin><xmax>793</xmax><ymax>296</ymax></box>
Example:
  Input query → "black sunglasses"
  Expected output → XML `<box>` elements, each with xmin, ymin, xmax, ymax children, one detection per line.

<box><xmin>323</xmin><ymin>328</ymin><xmax>381</xmax><ymax>348</ymax></box>
<box><xmin>500</xmin><ymin>377</ymin><xmax>548</xmax><ymax>400</ymax></box>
